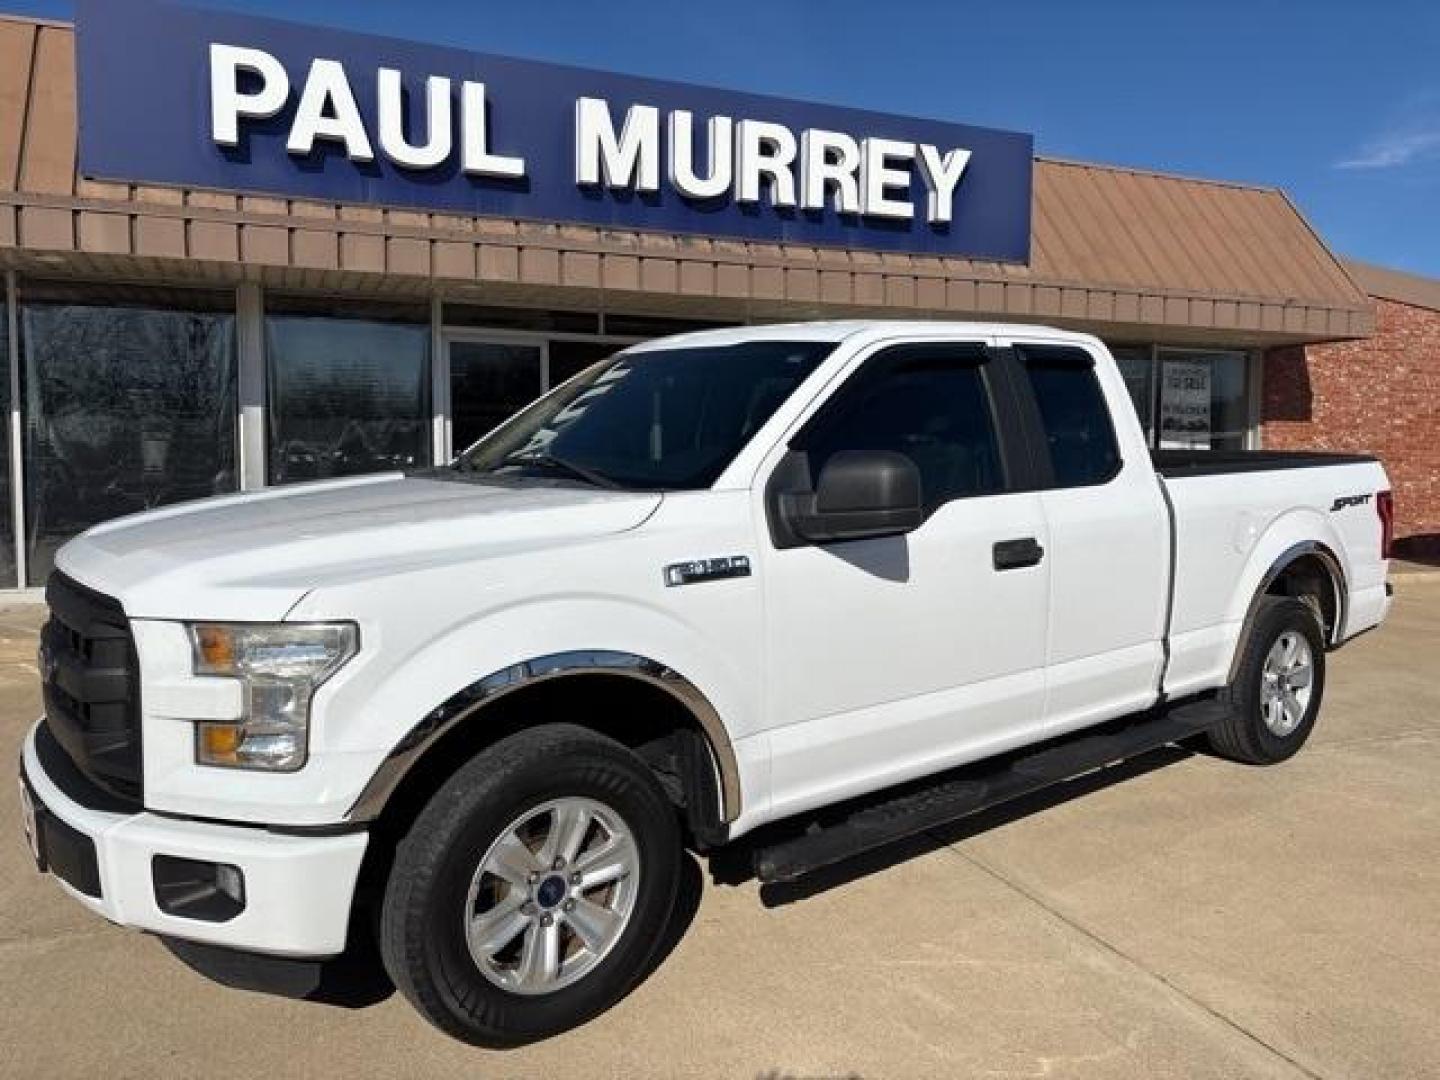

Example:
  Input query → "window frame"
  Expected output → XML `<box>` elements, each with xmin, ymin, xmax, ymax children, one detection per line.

<box><xmin>782</xmin><ymin>339</ymin><xmax>1019</xmax><ymax>520</ymax></box>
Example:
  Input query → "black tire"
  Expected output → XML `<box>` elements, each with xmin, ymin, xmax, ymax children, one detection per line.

<box><xmin>379</xmin><ymin>724</ymin><xmax>682</xmax><ymax>1046</ymax></box>
<box><xmin>1208</xmin><ymin>596</ymin><xmax>1327</xmax><ymax>765</ymax></box>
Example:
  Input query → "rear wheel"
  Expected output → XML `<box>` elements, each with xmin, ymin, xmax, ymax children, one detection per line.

<box><xmin>1208</xmin><ymin>596</ymin><xmax>1326</xmax><ymax>765</ymax></box>
<box><xmin>379</xmin><ymin>724</ymin><xmax>682</xmax><ymax>1045</ymax></box>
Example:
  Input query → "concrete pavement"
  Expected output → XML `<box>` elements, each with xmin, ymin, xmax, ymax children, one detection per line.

<box><xmin>2</xmin><ymin>585</ymin><xmax>1437</xmax><ymax>1079</ymax></box>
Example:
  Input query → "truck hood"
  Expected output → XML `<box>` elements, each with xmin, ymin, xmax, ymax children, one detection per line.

<box><xmin>54</xmin><ymin>473</ymin><xmax>662</xmax><ymax>621</ymax></box>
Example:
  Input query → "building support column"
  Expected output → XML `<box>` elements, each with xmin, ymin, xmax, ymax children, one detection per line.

<box><xmin>236</xmin><ymin>282</ymin><xmax>266</xmax><ymax>490</ymax></box>
<box><xmin>1247</xmin><ymin>348</ymin><xmax>1265</xmax><ymax>450</ymax></box>
<box><xmin>430</xmin><ymin>294</ymin><xmax>448</xmax><ymax>465</ymax></box>
<box><xmin>5</xmin><ymin>270</ymin><xmax>25</xmax><ymax>588</ymax></box>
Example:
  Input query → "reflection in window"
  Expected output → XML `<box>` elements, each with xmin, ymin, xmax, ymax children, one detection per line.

<box><xmin>449</xmin><ymin>341</ymin><xmax>542</xmax><ymax>454</ymax></box>
<box><xmin>21</xmin><ymin>291</ymin><xmax>237</xmax><ymax>585</ymax></box>
<box><xmin>798</xmin><ymin>344</ymin><xmax>1002</xmax><ymax>510</ymax></box>
<box><xmin>0</xmin><ymin>278</ymin><xmax>12</xmax><ymax>586</ymax></box>
<box><xmin>1017</xmin><ymin>346</ymin><xmax>1121</xmax><ymax>487</ymax></box>
<box><xmin>267</xmin><ymin>309</ymin><xmax>429</xmax><ymax>484</ymax></box>
<box><xmin>548</xmin><ymin>339</ymin><xmax>618</xmax><ymax>388</ymax></box>
<box><xmin>462</xmin><ymin>341</ymin><xmax>831</xmax><ymax>490</ymax></box>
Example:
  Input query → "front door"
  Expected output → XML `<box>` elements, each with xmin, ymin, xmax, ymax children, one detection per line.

<box><xmin>445</xmin><ymin>338</ymin><xmax>546</xmax><ymax>456</ymax></box>
<box><xmin>758</xmin><ymin>340</ymin><xmax>1051</xmax><ymax>821</ymax></box>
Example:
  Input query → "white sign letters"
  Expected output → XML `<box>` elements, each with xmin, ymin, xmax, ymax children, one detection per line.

<box><xmin>574</xmin><ymin>98</ymin><xmax>970</xmax><ymax>223</ymax></box>
<box><xmin>209</xmin><ymin>44</ymin><xmax>973</xmax><ymax>224</ymax></box>
<box><xmin>210</xmin><ymin>43</ymin><xmax>526</xmax><ymax>179</ymax></box>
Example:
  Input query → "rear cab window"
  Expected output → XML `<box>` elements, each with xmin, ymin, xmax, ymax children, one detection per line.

<box><xmin>1013</xmin><ymin>344</ymin><xmax>1122</xmax><ymax>488</ymax></box>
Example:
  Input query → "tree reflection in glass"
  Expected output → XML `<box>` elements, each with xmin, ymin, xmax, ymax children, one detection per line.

<box><xmin>21</xmin><ymin>300</ymin><xmax>237</xmax><ymax>585</ymax></box>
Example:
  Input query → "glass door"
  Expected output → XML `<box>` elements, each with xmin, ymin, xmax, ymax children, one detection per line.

<box><xmin>443</xmin><ymin>336</ymin><xmax>546</xmax><ymax>458</ymax></box>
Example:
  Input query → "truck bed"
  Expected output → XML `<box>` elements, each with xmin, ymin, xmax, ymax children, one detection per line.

<box><xmin>1152</xmin><ymin>448</ymin><xmax>1377</xmax><ymax>478</ymax></box>
<box><xmin>1154</xmin><ymin>446</ymin><xmax>1389</xmax><ymax>700</ymax></box>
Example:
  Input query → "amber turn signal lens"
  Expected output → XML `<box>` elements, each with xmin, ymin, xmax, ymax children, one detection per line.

<box><xmin>193</xmin><ymin>625</ymin><xmax>236</xmax><ymax>673</ymax></box>
<box><xmin>198</xmin><ymin>723</ymin><xmax>242</xmax><ymax>763</ymax></box>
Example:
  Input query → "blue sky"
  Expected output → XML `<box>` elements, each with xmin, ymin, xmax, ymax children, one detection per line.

<box><xmin>11</xmin><ymin>0</ymin><xmax>1440</xmax><ymax>276</ymax></box>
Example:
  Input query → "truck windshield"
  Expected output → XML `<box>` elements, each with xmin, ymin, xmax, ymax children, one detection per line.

<box><xmin>455</xmin><ymin>340</ymin><xmax>835</xmax><ymax>490</ymax></box>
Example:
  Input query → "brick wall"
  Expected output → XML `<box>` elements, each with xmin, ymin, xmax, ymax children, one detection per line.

<box><xmin>1263</xmin><ymin>297</ymin><xmax>1440</xmax><ymax>559</ymax></box>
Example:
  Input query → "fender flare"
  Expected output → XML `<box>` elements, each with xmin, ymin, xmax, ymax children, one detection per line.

<box><xmin>1226</xmin><ymin>540</ymin><xmax>1346</xmax><ymax>682</ymax></box>
<box><xmin>345</xmin><ymin>650</ymin><xmax>742</xmax><ymax>825</ymax></box>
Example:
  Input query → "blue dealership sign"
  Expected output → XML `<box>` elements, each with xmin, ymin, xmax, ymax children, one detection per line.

<box><xmin>76</xmin><ymin>0</ymin><xmax>1033</xmax><ymax>261</ymax></box>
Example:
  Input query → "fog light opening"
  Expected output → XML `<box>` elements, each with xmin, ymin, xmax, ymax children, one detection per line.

<box><xmin>152</xmin><ymin>855</ymin><xmax>247</xmax><ymax>922</ymax></box>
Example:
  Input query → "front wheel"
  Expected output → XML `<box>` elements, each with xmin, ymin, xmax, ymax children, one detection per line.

<box><xmin>1208</xmin><ymin>596</ymin><xmax>1327</xmax><ymax>765</ymax></box>
<box><xmin>379</xmin><ymin>724</ymin><xmax>682</xmax><ymax>1046</ymax></box>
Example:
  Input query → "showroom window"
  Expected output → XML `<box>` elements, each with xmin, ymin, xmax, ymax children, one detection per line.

<box><xmin>1105</xmin><ymin>344</ymin><xmax>1252</xmax><ymax>451</ymax></box>
<box><xmin>266</xmin><ymin>298</ymin><xmax>431</xmax><ymax>485</ymax></box>
<box><xmin>1157</xmin><ymin>349</ymin><xmax>1250</xmax><ymax>450</ymax></box>
<box><xmin>548</xmin><ymin>339</ymin><xmax>621</xmax><ymax>387</ymax></box>
<box><xmin>20</xmin><ymin>283</ymin><xmax>238</xmax><ymax>585</ymax></box>
<box><xmin>447</xmin><ymin>339</ymin><xmax>549</xmax><ymax>454</ymax></box>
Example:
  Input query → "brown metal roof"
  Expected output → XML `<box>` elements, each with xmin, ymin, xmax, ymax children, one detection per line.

<box><xmin>1344</xmin><ymin>258</ymin><xmax>1440</xmax><ymax>314</ymax></box>
<box><xmin>0</xmin><ymin>16</ymin><xmax>1374</xmax><ymax>343</ymax></box>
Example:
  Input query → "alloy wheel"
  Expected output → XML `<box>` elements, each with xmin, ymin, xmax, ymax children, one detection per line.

<box><xmin>463</xmin><ymin>797</ymin><xmax>641</xmax><ymax>995</ymax></box>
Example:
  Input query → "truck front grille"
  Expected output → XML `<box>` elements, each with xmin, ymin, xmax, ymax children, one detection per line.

<box><xmin>39</xmin><ymin>572</ymin><xmax>142</xmax><ymax>810</ymax></box>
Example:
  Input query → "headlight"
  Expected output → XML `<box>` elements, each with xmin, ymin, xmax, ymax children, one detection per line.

<box><xmin>187</xmin><ymin>622</ymin><xmax>359</xmax><ymax>771</ymax></box>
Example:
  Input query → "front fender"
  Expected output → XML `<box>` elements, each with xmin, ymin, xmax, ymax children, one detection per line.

<box><xmin>311</xmin><ymin>595</ymin><xmax>761</xmax><ymax>823</ymax></box>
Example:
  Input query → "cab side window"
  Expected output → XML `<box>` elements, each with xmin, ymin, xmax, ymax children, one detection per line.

<box><xmin>1015</xmin><ymin>345</ymin><xmax>1121</xmax><ymax>487</ymax></box>
<box><xmin>794</xmin><ymin>343</ymin><xmax>1004</xmax><ymax>512</ymax></box>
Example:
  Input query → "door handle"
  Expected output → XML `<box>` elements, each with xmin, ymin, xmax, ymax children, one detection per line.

<box><xmin>993</xmin><ymin>537</ymin><xmax>1044</xmax><ymax>571</ymax></box>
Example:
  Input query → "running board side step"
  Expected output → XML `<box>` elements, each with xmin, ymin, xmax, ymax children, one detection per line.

<box><xmin>752</xmin><ymin>698</ymin><xmax>1226</xmax><ymax>885</ymax></box>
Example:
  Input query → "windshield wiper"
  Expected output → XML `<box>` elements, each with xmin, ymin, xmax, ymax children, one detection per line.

<box><xmin>493</xmin><ymin>452</ymin><xmax>621</xmax><ymax>490</ymax></box>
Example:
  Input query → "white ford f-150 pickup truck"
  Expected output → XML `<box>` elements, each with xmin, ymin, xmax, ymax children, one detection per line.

<box><xmin>19</xmin><ymin>321</ymin><xmax>1392</xmax><ymax>1045</ymax></box>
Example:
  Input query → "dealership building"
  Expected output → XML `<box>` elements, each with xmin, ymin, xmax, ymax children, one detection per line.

<box><xmin>0</xmin><ymin>3</ymin><xmax>1436</xmax><ymax>591</ymax></box>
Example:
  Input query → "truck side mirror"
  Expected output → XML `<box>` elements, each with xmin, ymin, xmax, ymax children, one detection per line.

<box><xmin>782</xmin><ymin>450</ymin><xmax>924</xmax><ymax>544</ymax></box>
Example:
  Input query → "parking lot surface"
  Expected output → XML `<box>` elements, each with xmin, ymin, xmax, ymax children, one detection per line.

<box><xmin>2</xmin><ymin>583</ymin><xmax>1437</xmax><ymax>1079</ymax></box>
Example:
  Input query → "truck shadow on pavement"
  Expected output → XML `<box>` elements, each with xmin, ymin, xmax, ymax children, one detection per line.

<box><xmin>160</xmin><ymin>851</ymin><xmax>707</xmax><ymax>1012</ymax></box>
<box><xmin>709</xmin><ymin>745</ymin><xmax>1194</xmax><ymax>908</ymax></box>
<box><xmin>162</xmin><ymin>912</ymin><xmax>399</xmax><ymax>1008</ymax></box>
<box><xmin>159</xmin><ymin>747</ymin><xmax>1189</xmax><ymax>1010</ymax></box>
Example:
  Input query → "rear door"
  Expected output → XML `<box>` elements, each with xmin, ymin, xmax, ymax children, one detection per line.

<box><xmin>1000</xmin><ymin>337</ymin><xmax>1171</xmax><ymax>736</ymax></box>
<box><xmin>757</xmin><ymin>338</ymin><xmax>1052</xmax><ymax>819</ymax></box>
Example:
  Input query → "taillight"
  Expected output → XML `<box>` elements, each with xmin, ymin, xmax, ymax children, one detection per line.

<box><xmin>1377</xmin><ymin>489</ymin><xmax>1395</xmax><ymax>559</ymax></box>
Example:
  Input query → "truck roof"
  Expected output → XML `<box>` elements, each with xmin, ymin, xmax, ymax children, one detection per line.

<box><xmin>623</xmin><ymin>319</ymin><xmax>1104</xmax><ymax>352</ymax></box>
